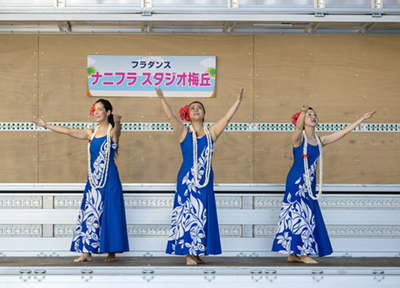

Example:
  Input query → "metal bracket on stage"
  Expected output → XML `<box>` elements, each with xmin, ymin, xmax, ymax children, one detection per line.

<box><xmin>373</xmin><ymin>271</ymin><xmax>385</xmax><ymax>283</ymax></box>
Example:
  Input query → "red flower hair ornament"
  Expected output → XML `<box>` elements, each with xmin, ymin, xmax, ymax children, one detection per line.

<box><xmin>90</xmin><ymin>103</ymin><xmax>95</xmax><ymax>116</ymax></box>
<box><xmin>179</xmin><ymin>105</ymin><xmax>191</xmax><ymax>122</ymax></box>
<box><xmin>291</xmin><ymin>112</ymin><xmax>301</xmax><ymax>125</ymax></box>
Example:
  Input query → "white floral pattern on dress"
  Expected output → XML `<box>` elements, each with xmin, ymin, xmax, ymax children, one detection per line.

<box><xmin>168</xmin><ymin>143</ymin><xmax>214</xmax><ymax>256</ymax></box>
<box><xmin>274</xmin><ymin>157</ymin><xmax>319</xmax><ymax>256</ymax></box>
<box><xmin>71</xmin><ymin>140</ymin><xmax>109</xmax><ymax>253</ymax></box>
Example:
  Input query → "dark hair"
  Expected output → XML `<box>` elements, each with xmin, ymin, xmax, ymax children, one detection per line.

<box><xmin>95</xmin><ymin>99</ymin><xmax>115</xmax><ymax>127</ymax></box>
<box><xmin>95</xmin><ymin>99</ymin><xmax>119</xmax><ymax>156</ymax></box>
<box><xmin>189</xmin><ymin>101</ymin><xmax>206</xmax><ymax>122</ymax></box>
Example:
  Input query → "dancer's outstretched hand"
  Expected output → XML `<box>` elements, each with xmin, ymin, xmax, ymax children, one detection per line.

<box><xmin>362</xmin><ymin>110</ymin><xmax>377</xmax><ymax>120</ymax></box>
<box><xmin>31</xmin><ymin>117</ymin><xmax>47</xmax><ymax>128</ymax></box>
<box><xmin>114</xmin><ymin>114</ymin><xmax>122</xmax><ymax>122</ymax></box>
<box><xmin>155</xmin><ymin>86</ymin><xmax>164</xmax><ymax>99</ymax></box>
<box><xmin>301</xmin><ymin>105</ymin><xmax>309</xmax><ymax>112</ymax></box>
<box><xmin>237</xmin><ymin>87</ymin><xmax>244</xmax><ymax>102</ymax></box>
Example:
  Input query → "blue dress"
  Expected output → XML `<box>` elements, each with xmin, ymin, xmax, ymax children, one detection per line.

<box><xmin>166</xmin><ymin>130</ymin><xmax>222</xmax><ymax>256</ymax></box>
<box><xmin>70</xmin><ymin>135</ymin><xmax>130</xmax><ymax>254</ymax></box>
<box><xmin>272</xmin><ymin>139</ymin><xmax>333</xmax><ymax>257</ymax></box>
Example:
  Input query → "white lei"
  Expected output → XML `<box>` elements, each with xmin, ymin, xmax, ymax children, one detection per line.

<box><xmin>190</xmin><ymin>124</ymin><xmax>212</xmax><ymax>189</ymax></box>
<box><xmin>88</xmin><ymin>124</ymin><xmax>112</xmax><ymax>189</ymax></box>
<box><xmin>302</xmin><ymin>130</ymin><xmax>323</xmax><ymax>200</ymax></box>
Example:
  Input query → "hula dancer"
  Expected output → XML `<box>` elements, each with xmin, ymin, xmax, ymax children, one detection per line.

<box><xmin>156</xmin><ymin>86</ymin><xmax>244</xmax><ymax>265</ymax></box>
<box><xmin>32</xmin><ymin>99</ymin><xmax>129</xmax><ymax>262</ymax></box>
<box><xmin>272</xmin><ymin>105</ymin><xmax>376</xmax><ymax>264</ymax></box>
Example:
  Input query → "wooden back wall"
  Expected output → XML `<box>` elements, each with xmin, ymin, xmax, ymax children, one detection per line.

<box><xmin>0</xmin><ymin>35</ymin><xmax>399</xmax><ymax>184</ymax></box>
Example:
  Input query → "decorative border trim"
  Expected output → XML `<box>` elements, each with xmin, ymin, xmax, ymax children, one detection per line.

<box><xmin>0</xmin><ymin>225</ymin><xmax>42</xmax><ymax>237</ymax></box>
<box><xmin>54</xmin><ymin>224</ymin><xmax>242</xmax><ymax>238</ymax></box>
<box><xmin>1</xmin><ymin>122</ymin><xmax>399</xmax><ymax>132</ymax></box>
<box><xmin>1</xmin><ymin>194</ymin><xmax>399</xmax><ymax>240</ymax></box>
<box><xmin>319</xmin><ymin>197</ymin><xmax>400</xmax><ymax>209</ymax></box>
<box><xmin>1</xmin><ymin>183</ymin><xmax>399</xmax><ymax>192</ymax></box>
<box><xmin>327</xmin><ymin>225</ymin><xmax>400</xmax><ymax>237</ymax></box>
<box><xmin>2</xmin><ymin>223</ymin><xmax>399</xmax><ymax>238</ymax></box>
<box><xmin>254</xmin><ymin>196</ymin><xmax>400</xmax><ymax>209</ymax></box>
<box><xmin>0</xmin><ymin>196</ymin><xmax>42</xmax><ymax>209</ymax></box>
<box><xmin>2</xmin><ymin>194</ymin><xmax>399</xmax><ymax>209</ymax></box>
<box><xmin>253</xmin><ymin>225</ymin><xmax>400</xmax><ymax>237</ymax></box>
<box><xmin>53</xmin><ymin>195</ymin><xmax>242</xmax><ymax>209</ymax></box>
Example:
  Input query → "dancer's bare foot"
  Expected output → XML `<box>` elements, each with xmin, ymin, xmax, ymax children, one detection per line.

<box><xmin>192</xmin><ymin>256</ymin><xmax>205</xmax><ymax>264</ymax></box>
<box><xmin>186</xmin><ymin>255</ymin><xmax>197</xmax><ymax>266</ymax></box>
<box><xmin>301</xmin><ymin>255</ymin><xmax>318</xmax><ymax>264</ymax></box>
<box><xmin>105</xmin><ymin>253</ymin><xmax>116</xmax><ymax>262</ymax></box>
<box><xmin>74</xmin><ymin>253</ymin><xmax>92</xmax><ymax>263</ymax></box>
<box><xmin>287</xmin><ymin>254</ymin><xmax>302</xmax><ymax>263</ymax></box>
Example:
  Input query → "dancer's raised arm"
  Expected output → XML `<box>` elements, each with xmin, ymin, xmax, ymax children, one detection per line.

<box><xmin>209</xmin><ymin>87</ymin><xmax>244</xmax><ymax>142</ymax></box>
<box><xmin>155</xmin><ymin>86</ymin><xmax>187</xmax><ymax>142</ymax></box>
<box><xmin>321</xmin><ymin>110</ymin><xmax>376</xmax><ymax>146</ymax></box>
<box><xmin>31</xmin><ymin>117</ymin><xmax>92</xmax><ymax>140</ymax></box>
<box><xmin>292</xmin><ymin>105</ymin><xmax>310</xmax><ymax>147</ymax></box>
<box><xmin>111</xmin><ymin>114</ymin><xmax>122</xmax><ymax>143</ymax></box>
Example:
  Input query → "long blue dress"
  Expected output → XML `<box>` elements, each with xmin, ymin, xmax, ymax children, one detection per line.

<box><xmin>166</xmin><ymin>130</ymin><xmax>222</xmax><ymax>256</ymax></box>
<box><xmin>272</xmin><ymin>139</ymin><xmax>333</xmax><ymax>257</ymax></box>
<box><xmin>70</xmin><ymin>135</ymin><xmax>130</xmax><ymax>254</ymax></box>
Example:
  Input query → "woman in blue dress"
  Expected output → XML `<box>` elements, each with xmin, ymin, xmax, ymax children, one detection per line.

<box><xmin>272</xmin><ymin>105</ymin><xmax>376</xmax><ymax>264</ymax></box>
<box><xmin>155</xmin><ymin>86</ymin><xmax>244</xmax><ymax>265</ymax></box>
<box><xmin>31</xmin><ymin>99</ymin><xmax>129</xmax><ymax>262</ymax></box>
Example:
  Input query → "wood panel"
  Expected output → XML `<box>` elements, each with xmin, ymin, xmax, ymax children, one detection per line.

<box><xmin>320</xmin><ymin>132</ymin><xmax>400</xmax><ymax>184</ymax></box>
<box><xmin>119</xmin><ymin>132</ymin><xmax>254</xmax><ymax>184</ymax></box>
<box><xmin>0</xmin><ymin>34</ymin><xmax>398</xmax><ymax>185</ymax></box>
<box><xmin>212</xmin><ymin>132</ymin><xmax>253</xmax><ymax>183</ymax></box>
<box><xmin>117</xmin><ymin>132</ymin><xmax>182</xmax><ymax>184</ymax></box>
<box><xmin>38</xmin><ymin>34</ymin><xmax>253</xmax><ymax>123</ymax></box>
<box><xmin>38</xmin><ymin>131</ymin><xmax>254</xmax><ymax>184</ymax></box>
<box><xmin>254</xmin><ymin>132</ymin><xmax>400</xmax><ymax>184</ymax></box>
<box><xmin>38</xmin><ymin>132</ymin><xmax>88</xmax><ymax>183</ymax></box>
<box><xmin>0</xmin><ymin>35</ymin><xmax>38</xmax><ymax>122</ymax></box>
<box><xmin>254</xmin><ymin>133</ymin><xmax>294</xmax><ymax>184</ymax></box>
<box><xmin>0</xmin><ymin>132</ymin><xmax>38</xmax><ymax>183</ymax></box>
<box><xmin>254</xmin><ymin>35</ymin><xmax>400</xmax><ymax>123</ymax></box>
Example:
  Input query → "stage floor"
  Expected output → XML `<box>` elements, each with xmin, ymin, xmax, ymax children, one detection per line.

<box><xmin>1</xmin><ymin>256</ymin><xmax>399</xmax><ymax>268</ymax></box>
<box><xmin>1</xmin><ymin>257</ymin><xmax>399</xmax><ymax>287</ymax></box>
